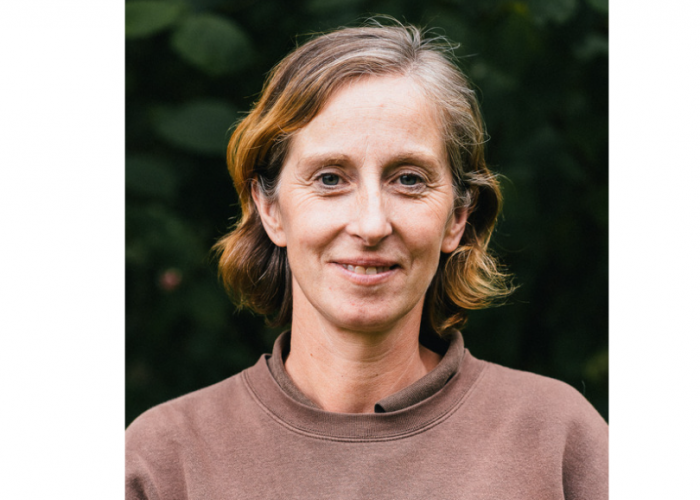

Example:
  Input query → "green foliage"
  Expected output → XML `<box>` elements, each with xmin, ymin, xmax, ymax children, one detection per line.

<box><xmin>125</xmin><ymin>1</ymin><xmax>186</xmax><ymax>39</ymax></box>
<box><xmin>527</xmin><ymin>0</ymin><xmax>578</xmax><ymax>25</ymax></box>
<box><xmin>170</xmin><ymin>14</ymin><xmax>254</xmax><ymax>76</ymax></box>
<box><xmin>585</xmin><ymin>0</ymin><xmax>608</xmax><ymax>14</ymax></box>
<box><xmin>152</xmin><ymin>99</ymin><xmax>238</xmax><ymax>155</ymax></box>
<box><xmin>126</xmin><ymin>0</ymin><xmax>609</xmax><ymax>425</ymax></box>
<box><xmin>126</xmin><ymin>155</ymin><xmax>179</xmax><ymax>200</ymax></box>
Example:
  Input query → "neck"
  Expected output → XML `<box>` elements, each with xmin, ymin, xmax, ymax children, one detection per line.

<box><xmin>284</xmin><ymin>297</ymin><xmax>441</xmax><ymax>414</ymax></box>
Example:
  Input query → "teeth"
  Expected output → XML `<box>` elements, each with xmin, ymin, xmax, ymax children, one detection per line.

<box><xmin>342</xmin><ymin>264</ymin><xmax>389</xmax><ymax>275</ymax></box>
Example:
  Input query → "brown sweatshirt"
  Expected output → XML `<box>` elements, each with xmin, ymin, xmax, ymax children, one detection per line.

<box><xmin>126</xmin><ymin>331</ymin><xmax>608</xmax><ymax>499</ymax></box>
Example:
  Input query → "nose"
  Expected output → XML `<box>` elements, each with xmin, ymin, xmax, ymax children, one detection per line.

<box><xmin>346</xmin><ymin>183</ymin><xmax>392</xmax><ymax>247</ymax></box>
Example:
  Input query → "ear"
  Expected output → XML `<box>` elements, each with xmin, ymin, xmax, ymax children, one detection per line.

<box><xmin>441</xmin><ymin>206</ymin><xmax>468</xmax><ymax>253</ymax></box>
<box><xmin>251</xmin><ymin>182</ymin><xmax>287</xmax><ymax>247</ymax></box>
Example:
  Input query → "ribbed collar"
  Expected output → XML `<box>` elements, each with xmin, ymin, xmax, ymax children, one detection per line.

<box><xmin>243</xmin><ymin>329</ymin><xmax>487</xmax><ymax>441</ymax></box>
<box><xmin>267</xmin><ymin>329</ymin><xmax>464</xmax><ymax>412</ymax></box>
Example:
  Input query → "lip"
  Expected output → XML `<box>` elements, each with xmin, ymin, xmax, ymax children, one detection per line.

<box><xmin>333</xmin><ymin>258</ymin><xmax>399</xmax><ymax>268</ymax></box>
<box><xmin>331</xmin><ymin>258</ymin><xmax>400</xmax><ymax>285</ymax></box>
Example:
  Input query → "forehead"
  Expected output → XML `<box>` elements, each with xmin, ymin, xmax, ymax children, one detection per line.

<box><xmin>285</xmin><ymin>75</ymin><xmax>448</xmax><ymax>168</ymax></box>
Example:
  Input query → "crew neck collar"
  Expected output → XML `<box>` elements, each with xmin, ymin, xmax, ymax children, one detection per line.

<box><xmin>267</xmin><ymin>329</ymin><xmax>464</xmax><ymax>413</ymax></box>
<box><xmin>243</xmin><ymin>330</ymin><xmax>487</xmax><ymax>441</ymax></box>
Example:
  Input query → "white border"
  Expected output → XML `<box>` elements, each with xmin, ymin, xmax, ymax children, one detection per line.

<box><xmin>3</xmin><ymin>1</ymin><xmax>699</xmax><ymax>497</ymax></box>
<box><xmin>610</xmin><ymin>0</ymin><xmax>700</xmax><ymax>498</ymax></box>
<box><xmin>0</xmin><ymin>2</ymin><xmax>124</xmax><ymax>498</ymax></box>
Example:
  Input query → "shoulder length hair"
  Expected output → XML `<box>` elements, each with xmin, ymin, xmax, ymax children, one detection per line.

<box><xmin>213</xmin><ymin>19</ymin><xmax>513</xmax><ymax>336</ymax></box>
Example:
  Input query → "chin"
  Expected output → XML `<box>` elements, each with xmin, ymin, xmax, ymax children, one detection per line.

<box><xmin>323</xmin><ymin>304</ymin><xmax>417</xmax><ymax>333</ymax></box>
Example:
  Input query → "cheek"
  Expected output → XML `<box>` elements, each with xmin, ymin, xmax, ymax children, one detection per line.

<box><xmin>395</xmin><ymin>197</ymin><xmax>452</xmax><ymax>236</ymax></box>
<box><xmin>399</xmin><ymin>217</ymin><xmax>444</xmax><ymax>262</ymax></box>
<box><xmin>279</xmin><ymin>197</ymin><xmax>345</xmax><ymax>254</ymax></box>
<box><xmin>401</xmin><ymin>206</ymin><xmax>454</xmax><ymax>269</ymax></box>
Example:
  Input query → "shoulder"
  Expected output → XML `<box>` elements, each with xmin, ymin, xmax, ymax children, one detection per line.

<box><xmin>126</xmin><ymin>365</ymin><xmax>254</xmax><ymax>445</ymax></box>
<box><xmin>125</xmin><ymin>365</ymin><xmax>258</xmax><ymax>498</ymax></box>
<box><xmin>480</xmin><ymin>361</ymin><xmax>606</xmax><ymax>425</ymax></box>
<box><xmin>473</xmin><ymin>360</ymin><xmax>608</xmax><ymax>497</ymax></box>
<box><xmin>469</xmin><ymin>359</ymin><xmax>608</xmax><ymax>459</ymax></box>
<box><xmin>453</xmin><ymin>354</ymin><xmax>609</xmax><ymax>499</ymax></box>
<box><xmin>127</xmin><ymin>373</ymin><xmax>234</xmax><ymax>434</ymax></box>
<box><xmin>480</xmin><ymin>361</ymin><xmax>608</xmax><ymax>482</ymax></box>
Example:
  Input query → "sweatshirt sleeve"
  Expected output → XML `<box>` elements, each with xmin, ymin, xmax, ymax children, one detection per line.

<box><xmin>561</xmin><ymin>392</ymin><xmax>609</xmax><ymax>500</ymax></box>
<box><xmin>125</xmin><ymin>406</ymin><xmax>186</xmax><ymax>500</ymax></box>
<box><xmin>125</xmin><ymin>450</ymin><xmax>160</xmax><ymax>500</ymax></box>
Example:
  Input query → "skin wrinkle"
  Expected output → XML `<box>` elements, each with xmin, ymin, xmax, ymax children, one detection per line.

<box><xmin>253</xmin><ymin>75</ymin><xmax>465</xmax><ymax>413</ymax></box>
<box><xmin>214</xmin><ymin>24</ymin><xmax>512</xmax><ymax>338</ymax></box>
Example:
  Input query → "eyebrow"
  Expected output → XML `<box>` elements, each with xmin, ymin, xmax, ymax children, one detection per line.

<box><xmin>296</xmin><ymin>153</ymin><xmax>351</xmax><ymax>168</ymax></box>
<box><xmin>388</xmin><ymin>152</ymin><xmax>443</xmax><ymax>171</ymax></box>
<box><xmin>296</xmin><ymin>151</ymin><xmax>444</xmax><ymax>171</ymax></box>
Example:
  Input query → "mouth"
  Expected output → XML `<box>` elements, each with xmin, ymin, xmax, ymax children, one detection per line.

<box><xmin>340</xmin><ymin>264</ymin><xmax>397</xmax><ymax>275</ymax></box>
<box><xmin>335</xmin><ymin>258</ymin><xmax>401</xmax><ymax>276</ymax></box>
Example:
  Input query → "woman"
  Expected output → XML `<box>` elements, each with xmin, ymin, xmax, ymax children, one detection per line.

<box><xmin>126</xmin><ymin>21</ymin><xmax>608</xmax><ymax>499</ymax></box>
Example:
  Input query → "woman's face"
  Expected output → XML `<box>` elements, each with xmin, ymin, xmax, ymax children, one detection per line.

<box><xmin>254</xmin><ymin>75</ymin><xmax>467</xmax><ymax>333</ymax></box>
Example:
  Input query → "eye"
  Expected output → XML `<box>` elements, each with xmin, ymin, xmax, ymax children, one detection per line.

<box><xmin>320</xmin><ymin>173</ymin><xmax>340</xmax><ymax>186</ymax></box>
<box><xmin>398</xmin><ymin>173</ymin><xmax>422</xmax><ymax>186</ymax></box>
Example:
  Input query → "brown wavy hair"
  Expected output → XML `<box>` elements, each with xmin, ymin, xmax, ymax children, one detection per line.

<box><xmin>213</xmin><ymin>19</ymin><xmax>513</xmax><ymax>336</ymax></box>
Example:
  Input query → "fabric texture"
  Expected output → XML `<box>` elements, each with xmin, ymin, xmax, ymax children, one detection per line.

<box><xmin>126</xmin><ymin>331</ymin><xmax>608</xmax><ymax>499</ymax></box>
<box><xmin>266</xmin><ymin>330</ymin><xmax>463</xmax><ymax>412</ymax></box>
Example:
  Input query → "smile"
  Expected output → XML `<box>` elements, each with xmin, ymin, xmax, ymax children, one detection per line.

<box><xmin>340</xmin><ymin>264</ymin><xmax>393</xmax><ymax>275</ymax></box>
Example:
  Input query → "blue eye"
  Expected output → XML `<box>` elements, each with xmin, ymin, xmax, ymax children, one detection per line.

<box><xmin>321</xmin><ymin>174</ymin><xmax>340</xmax><ymax>186</ymax></box>
<box><xmin>399</xmin><ymin>174</ymin><xmax>420</xmax><ymax>186</ymax></box>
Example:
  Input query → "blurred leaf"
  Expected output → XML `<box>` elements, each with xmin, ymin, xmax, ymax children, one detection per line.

<box><xmin>573</xmin><ymin>34</ymin><xmax>608</xmax><ymax>61</ymax></box>
<box><xmin>305</xmin><ymin>0</ymin><xmax>364</xmax><ymax>14</ymax></box>
<box><xmin>583</xmin><ymin>349</ymin><xmax>608</xmax><ymax>383</ymax></box>
<box><xmin>126</xmin><ymin>204</ymin><xmax>205</xmax><ymax>269</ymax></box>
<box><xmin>470</xmin><ymin>61</ymin><xmax>518</xmax><ymax>93</ymax></box>
<box><xmin>126</xmin><ymin>1</ymin><xmax>185</xmax><ymax>39</ymax></box>
<box><xmin>152</xmin><ymin>99</ymin><xmax>238</xmax><ymax>155</ymax></box>
<box><xmin>183</xmin><ymin>282</ymin><xmax>230</xmax><ymax>331</ymax></box>
<box><xmin>170</xmin><ymin>13</ymin><xmax>254</xmax><ymax>76</ymax></box>
<box><xmin>126</xmin><ymin>154</ymin><xmax>180</xmax><ymax>199</ymax></box>
<box><xmin>585</xmin><ymin>0</ymin><xmax>608</xmax><ymax>14</ymax></box>
<box><xmin>496</xmin><ymin>10</ymin><xmax>542</xmax><ymax>70</ymax></box>
<box><xmin>526</xmin><ymin>0</ymin><xmax>578</xmax><ymax>25</ymax></box>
